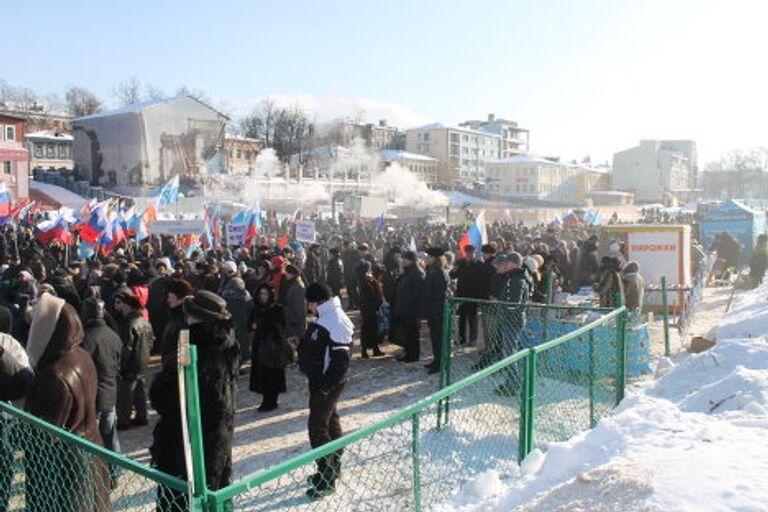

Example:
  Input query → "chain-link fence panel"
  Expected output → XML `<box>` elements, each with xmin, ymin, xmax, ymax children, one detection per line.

<box><xmin>0</xmin><ymin>403</ymin><xmax>188</xmax><ymax>512</ymax></box>
<box><xmin>210</xmin><ymin>350</ymin><xmax>529</xmax><ymax>512</ymax></box>
<box><xmin>443</xmin><ymin>298</ymin><xmax>615</xmax><ymax>384</ymax></box>
<box><xmin>531</xmin><ymin>314</ymin><xmax>624</xmax><ymax>449</ymax></box>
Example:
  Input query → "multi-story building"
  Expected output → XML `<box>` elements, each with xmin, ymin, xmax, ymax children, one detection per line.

<box><xmin>612</xmin><ymin>140</ymin><xmax>694</xmax><ymax>202</ymax></box>
<box><xmin>660</xmin><ymin>140</ymin><xmax>698</xmax><ymax>189</ymax></box>
<box><xmin>485</xmin><ymin>156</ymin><xmax>611</xmax><ymax>203</ymax></box>
<box><xmin>380</xmin><ymin>150</ymin><xmax>440</xmax><ymax>184</ymax></box>
<box><xmin>0</xmin><ymin>106</ymin><xmax>71</xmax><ymax>135</ymax></box>
<box><xmin>0</xmin><ymin>114</ymin><xmax>30</xmax><ymax>199</ymax></box>
<box><xmin>26</xmin><ymin>130</ymin><xmax>74</xmax><ymax>171</ymax></box>
<box><xmin>224</xmin><ymin>134</ymin><xmax>263</xmax><ymax>176</ymax></box>
<box><xmin>405</xmin><ymin>123</ymin><xmax>502</xmax><ymax>186</ymax></box>
<box><xmin>459</xmin><ymin>113</ymin><xmax>529</xmax><ymax>158</ymax></box>
<box><xmin>311</xmin><ymin>119</ymin><xmax>404</xmax><ymax>151</ymax></box>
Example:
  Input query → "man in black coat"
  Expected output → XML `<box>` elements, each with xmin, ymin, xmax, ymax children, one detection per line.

<box><xmin>450</xmin><ymin>245</ymin><xmax>484</xmax><ymax>345</ymax></box>
<box><xmin>340</xmin><ymin>241</ymin><xmax>360</xmax><ymax>310</ymax></box>
<box><xmin>303</xmin><ymin>243</ymin><xmax>326</xmax><ymax>286</ymax></box>
<box><xmin>150</xmin><ymin>290</ymin><xmax>239</xmax><ymax>509</ymax></box>
<box><xmin>326</xmin><ymin>248</ymin><xmax>344</xmax><ymax>298</ymax></box>
<box><xmin>147</xmin><ymin>259</ymin><xmax>173</xmax><ymax>345</ymax></box>
<box><xmin>81</xmin><ymin>297</ymin><xmax>123</xmax><ymax>452</ymax></box>
<box><xmin>392</xmin><ymin>251</ymin><xmax>424</xmax><ymax>362</ymax></box>
<box><xmin>422</xmin><ymin>248</ymin><xmax>450</xmax><ymax>374</ymax></box>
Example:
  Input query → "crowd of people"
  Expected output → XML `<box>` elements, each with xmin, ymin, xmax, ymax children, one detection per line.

<box><xmin>0</xmin><ymin>215</ymin><xmax>653</xmax><ymax>505</ymax></box>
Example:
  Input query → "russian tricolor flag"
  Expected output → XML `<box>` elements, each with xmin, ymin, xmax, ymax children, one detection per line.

<box><xmin>35</xmin><ymin>216</ymin><xmax>73</xmax><ymax>245</ymax></box>
<box><xmin>458</xmin><ymin>210</ymin><xmax>487</xmax><ymax>260</ymax></box>
<box><xmin>0</xmin><ymin>182</ymin><xmax>12</xmax><ymax>218</ymax></box>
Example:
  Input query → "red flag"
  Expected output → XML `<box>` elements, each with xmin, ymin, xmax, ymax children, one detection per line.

<box><xmin>457</xmin><ymin>232</ymin><xmax>471</xmax><ymax>258</ymax></box>
<box><xmin>278</xmin><ymin>234</ymin><xmax>288</xmax><ymax>249</ymax></box>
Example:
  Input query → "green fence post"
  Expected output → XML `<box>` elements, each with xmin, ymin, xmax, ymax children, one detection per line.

<box><xmin>544</xmin><ymin>269</ymin><xmax>553</xmax><ymax>305</ymax></box>
<box><xmin>437</xmin><ymin>296</ymin><xmax>453</xmax><ymax>430</ymax></box>
<box><xmin>661</xmin><ymin>276</ymin><xmax>671</xmax><ymax>357</ymax></box>
<box><xmin>411</xmin><ymin>413</ymin><xmax>422</xmax><ymax>512</ymax></box>
<box><xmin>615</xmin><ymin>310</ymin><xmax>627</xmax><ymax>405</ymax></box>
<box><xmin>518</xmin><ymin>349</ymin><xmax>536</xmax><ymax>460</ymax></box>
<box><xmin>182</xmin><ymin>343</ymin><xmax>208</xmax><ymax>511</ymax></box>
<box><xmin>588</xmin><ymin>331</ymin><xmax>596</xmax><ymax>428</ymax></box>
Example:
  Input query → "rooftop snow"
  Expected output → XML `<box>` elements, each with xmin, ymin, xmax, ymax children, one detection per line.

<box><xmin>25</xmin><ymin>130</ymin><xmax>73</xmax><ymax>141</ymax></box>
<box><xmin>74</xmin><ymin>95</ymin><xmax>230</xmax><ymax>122</ymax></box>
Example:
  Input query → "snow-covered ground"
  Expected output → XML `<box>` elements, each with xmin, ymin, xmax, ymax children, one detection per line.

<box><xmin>438</xmin><ymin>284</ymin><xmax>768</xmax><ymax>512</ymax></box>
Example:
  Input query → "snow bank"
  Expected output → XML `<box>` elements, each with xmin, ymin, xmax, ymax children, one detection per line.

<box><xmin>441</xmin><ymin>288</ymin><xmax>768</xmax><ymax>512</ymax></box>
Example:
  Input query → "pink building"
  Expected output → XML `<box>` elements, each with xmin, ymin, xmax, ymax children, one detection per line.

<box><xmin>0</xmin><ymin>114</ymin><xmax>30</xmax><ymax>200</ymax></box>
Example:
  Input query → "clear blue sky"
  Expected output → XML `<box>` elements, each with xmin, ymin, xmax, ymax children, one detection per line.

<box><xmin>3</xmin><ymin>0</ymin><xmax>766</xmax><ymax>163</ymax></box>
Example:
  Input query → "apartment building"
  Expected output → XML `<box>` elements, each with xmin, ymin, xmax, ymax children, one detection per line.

<box><xmin>612</xmin><ymin>139</ymin><xmax>694</xmax><ymax>202</ymax></box>
<box><xmin>405</xmin><ymin>123</ymin><xmax>501</xmax><ymax>186</ymax></box>
<box><xmin>460</xmin><ymin>113</ymin><xmax>529</xmax><ymax>158</ymax></box>
<box><xmin>485</xmin><ymin>156</ymin><xmax>611</xmax><ymax>203</ymax></box>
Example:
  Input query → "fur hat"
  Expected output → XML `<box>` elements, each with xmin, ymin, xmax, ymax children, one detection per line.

<box><xmin>426</xmin><ymin>247</ymin><xmax>445</xmax><ymax>258</ymax></box>
<box><xmin>81</xmin><ymin>297</ymin><xmax>105</xmax><ymax>323</ymax></box>
<box><xmin>183</xmin><ymin>290</ymin><xmax>231</xmax><ymax>323</ymax></box>
<box><xmin>114</xmin><ymin>290</ymin><xmax>143</xmax><ymax>310</ymax></box>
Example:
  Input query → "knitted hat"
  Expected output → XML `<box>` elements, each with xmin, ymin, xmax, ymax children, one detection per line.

<box><xmin>183</xmin><ymin>290</ymin><xmax>231</xmax><ymax>323</ymax></box>
<box><xmin>221</xmin><ymin>260</ymin><xmax>238</xmax><ymax>275</ymax></box>
<box><xmin>27</xmin><ymin>293</ymin><xmax>66</xmax><ymax>369</ymax></box>
<box><xmin>306</xmin><ymin>283</ymin><xmax>332</xmax><ymax>304</ymax></box>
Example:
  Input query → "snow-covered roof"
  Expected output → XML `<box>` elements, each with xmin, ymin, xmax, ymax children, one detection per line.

<box><xmin>487</xmin><ymin>155</ymin><xmax>558</xmax><ymax>165</ymax></box>
<box><xmin>380</xmin><ymin>150</ymin><xmax>437</xmax><ymax>162</ymax></box>
<box><xmin>30</xmin><ymin>181</ymin><xmax>87</xmax><ymax>210</ymax></box>
<box><xmin>74</xmin><ymin>95</ymin><xmax>230</xmax><ymax>122</ymax></box>
<box><xmin>410</xmin><ymin>122</ymin><xmax>500</xmax><ymax>138</ymax></box>
<box><xmin>225</xmin><ymin>134</ymin><xmax>263</xmax><ymax>144</ymax></box>
<box><xmin>25</xmin><ymin>130</ymin><xmax>73</xmax><ymax>142</ymax></box>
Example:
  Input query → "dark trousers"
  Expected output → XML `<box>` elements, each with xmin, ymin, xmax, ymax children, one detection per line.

<box><xmin>397</xmin><ymin>317</ymin><xmax>420</xmax><ymax>360</ymax></box>
<box><xmin>308</xmin><ymin>384</ymin><xmax>345</xmax><ymax>481</ymax></box>
<box><xmin>428</xmin><ymin>316</ymin><xmax>443</xmax><ymax>366</ymax></box>
<box><xmin>458</xmin><ymin>302</ymin><xmax>478</xmax><ymax>344</ymax></box>
<box><xmin>117</xmin><ymin>376</ymin><xmax>147</xmax><ymax>425</ymax></box>
<box><xmin>344</xmin><ymin>278</ymin><xmax>359</xmax><ymax>309</ymax></box>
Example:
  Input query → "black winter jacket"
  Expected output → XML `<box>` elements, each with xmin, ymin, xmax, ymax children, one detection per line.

<box><xmin>299</xmin><ymin>322</ymin><xmax>350</xmax><ymax>393</ymax></box>
<box><xmin>118</xmin><ymin>310</ymin><xmax>154</xmax><ymax>379</ymax></box>
<box><xmin>81</xmin><ymin>318</ymin><xmax>122</xmax><ymax>411</ymax></box>
<box><xmin>393</xmin><ymin>265</ymin><xmax>424</xmax><ymax>319</ymax></box>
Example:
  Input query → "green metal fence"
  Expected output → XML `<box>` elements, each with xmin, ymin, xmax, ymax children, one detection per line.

<box><xmin>0</xmin><ymin>402</ymin><xmax>189</xmax><ymax>511</ymax></box>
<box><xmin>206</xmin><ymin>303</ymin><xmax>627</xmax><ymax>511</ymax></box>
<box><xmin>0</xmin><ymin>301</ymin><xmax>627</xmax><ymax>511</ymax></box>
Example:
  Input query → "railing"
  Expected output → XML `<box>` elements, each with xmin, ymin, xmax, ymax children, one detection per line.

<box><xmin>1</xmin><ymin>301</ymin><xmax>627</xmax><ymax>511</ymax></box>
<box><xmin>0</xmin><ymin>401</ymin><xmax>188</xmax><ymax>511</ymax></box>
<box><xmin>206</xmin><ymin>302</ymin><xmax>627</xmax><ymax>511</ymax></box>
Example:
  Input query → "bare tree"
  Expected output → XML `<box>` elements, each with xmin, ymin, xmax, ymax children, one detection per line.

<box><xmin>705</xmin><ymin>147</ymin><xmax>768</xmax><ymax>172</ymax></box>
<box><xmin>175</xmin><ymin>85</ymin><xmax>211</xmax><ymax>104</ymax></box>
<box><xmin>112</xmin><ymin>76</ymin><xmax>143</xmax><ymax>106</ymax></box>
<box><xmin>239</xmin><ymin>99</ymin><xmax>310</xmax><ymax>160</ymax></box>
<box><xmin>145</xmin><ymin>84</ymin><xmax>165</xmax><ymax>100</ymax></box>
<box><xmin>65</xmin><ymin>85</ymin><xmax>104</xmax><ymax>117</ymax></box>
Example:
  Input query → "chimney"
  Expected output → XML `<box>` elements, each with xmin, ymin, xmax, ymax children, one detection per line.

<box><xmin>488</xmin><ymin>113</ymin><xmax>495</xmax><ymax>122</ymax></box>
<box><xmin>379</xmin><ymin>119</ymin><xmax>387</xmax><ymax>127</ymax></box>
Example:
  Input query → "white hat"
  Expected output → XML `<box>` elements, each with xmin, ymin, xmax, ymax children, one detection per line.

<box><xmin>222</xmin><ymin>260</ymin><xmax>238</xmax><ymax>274</ymax></box>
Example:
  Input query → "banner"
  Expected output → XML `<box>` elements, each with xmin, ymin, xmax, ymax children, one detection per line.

<box><xmin>150</xmin><ymin>219</ymin><xmax>205</xmax><ymax>235</ymax></box>
<box><xmin>227</xmin><ymin>223</ymin><xmax>247</xmax><ymax>246</ymax></box>
<box><xmin>295</xmin><ymin>220</ymin><xmax>316</xmax><ymax>243</ymax></box>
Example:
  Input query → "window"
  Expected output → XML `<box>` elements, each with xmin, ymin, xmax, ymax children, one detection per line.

<box><xmin>34</xmin><ymin>143</ymin><xmax>43</xmax><ymax>158</ymax></box>
<box><xmin>244</xmin><ymin>150</ymin><xmax>250</xmax><ymax>160</ymax></box>
<box><xmin>423</xmin><ymin>133</ymin><xmax>430</xmax><ymax>141</ymax></box>
<box><xmin>5</xmin><ymin>126</ymin><xmax>15</xmax><ymax>142</ymax></box>
<box><xmin>3</xmin><ymin>161</ymin><xmax>11</xmax><ymax>175</ymax></box>
<box><xmin>236</xmin><ymin>149</ymin><xmax>242</xmax><ymax>159</ymax></box>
